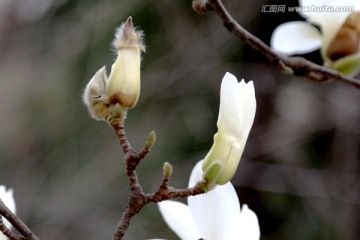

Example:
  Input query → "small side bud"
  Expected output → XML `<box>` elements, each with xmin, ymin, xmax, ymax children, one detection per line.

<box><xmin>145</xmin><ymin>131</ymin><xmax>156</xmax><ymax>149</ymax></box>
<box><xmin>163</xmin><ymin>162</ymin><xmax>173</xmax><ymax>178</ymax></box>
<box><xmin>202</xmin><ymin>160</ymin><xmax>222</xmax><ymax>191</ymax></box>
<box><xmin>192</xmin><ymin>0</ymin><xmax>210</xmax><ymax>13</ymax></box>
<box><xmin>83</xmin><ymin>66</ymin><xmax>109</xmax><ymax>121</ymax></box>
<box><xmin>279</xmin><ymin>61</ymin><xmax>294</xmax><ymax>75</ymax></box>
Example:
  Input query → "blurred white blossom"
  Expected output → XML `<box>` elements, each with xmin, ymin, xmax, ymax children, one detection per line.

<box><xmin>0</xmin><ymin>185</ymin><xmax>16</xmax><ymax>240</ymax></box>
<box><xmin>157</xmin><ymin>160</ymin><xmax>260</xmax><ymax>240</ymax></box>
<box><xmin>271</xmin><ymin>0</ymin><xmax>360</xmax><ymax>75</ymax></box>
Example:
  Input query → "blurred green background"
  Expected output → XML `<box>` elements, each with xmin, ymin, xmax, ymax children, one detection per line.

<box><xmin>0</xmin><ymin>0</ymin><xmax>359</xmax><ymax>239</ymax></box>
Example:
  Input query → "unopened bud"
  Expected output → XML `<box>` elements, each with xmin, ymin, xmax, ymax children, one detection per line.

<box><xmin>202</xmin><ymin>73</ymin><xmax>256</xmax><ymax>186</ymax></box>
<box><xmin>106</xmin><ymin>17</ymin><xmax>145</xmax><ymax>109</ymax></box>
<box><xmin>327</xmin><ymin>12</ymin><xmax>360</xmax><ymax>61</ymax></box>
<box><xmin>163</xmin><ymin>162</ymin><xmax>173</xmax><ymax>178</ymax></box>
<box><xmin>145</xmin><ymin>131</ymin><xmax>156</xmax><ymax>149</ymax></box>
<box><xmin>325</xmin><ymin>12</ymin><xmax>360</xmax><ymax>76</ymax></box>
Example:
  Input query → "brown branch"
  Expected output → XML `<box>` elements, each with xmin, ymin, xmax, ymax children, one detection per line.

<box><xmin>0</xmin><ymin>199</ymin><xmax>39</xmax><ymax>240</ymax></box>
<box><xmin>0</xmin><ymin>217</ymin><xmax>24</xmax><ymax>240</ymax></box>
<box><xmin>109</xmin><ymin>117</ymin><xmax>206</xmax><ymax>240</ymax></box>
<box><xmin>193</xmin><ymin>0</ymin><xmax>360</xmax><ymax>89</ymax></box>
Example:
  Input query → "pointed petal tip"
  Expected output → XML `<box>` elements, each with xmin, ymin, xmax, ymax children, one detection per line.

<box><xmin>221</xmin><ymin>72</ymin><xmax>239</xmax><ymax>91</ymax></box>
<box><xmin>239</xmin><ymin>79</ymin><xmax>248</xmax><ymax>86</ymax></box>
<box><xmin>248</xmin><ymin>81</ymin><xmax>255</xmax><ymax>89</ymax></box>
<box><xmin>223</xmin><ymin>72</ymin><xmax>237</xmax><ymax>82</ymax></box>
<box><xmin>223</xmin><ymin>73</ymin><xmax>254</xmax><ymax>85</ymax></box>
<box><xmin>224</xmin><ymin>72</ymin><xmax>234</xmax><ymax>77</ymax></box>
<box><xmin>125</xmin><ymin>16</ymin><xmax>133</xmax><ymax>26</ymax></box>
<box><xmin>98</xmin><ymin>65</ymin><xmax>107</xmax><ymax>73</ymax></box>
<box><xmin>239</xmin><ymin>204</ymin><xmax>261</xmax><ymax>239</ymax></box>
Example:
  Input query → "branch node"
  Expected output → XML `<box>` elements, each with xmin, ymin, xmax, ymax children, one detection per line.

<box><xmin>279</xmin><ymin>60</ymin><xmax>294</xmax><ymax>75</ymax></box>
<box><xmin>192</xmin><ymin>0</ymin><xmax>212</xmax><ymax>13</ymax></box>
<box><xmin>0</xmin><ymin>217</ymin><xmax>22</xmax><ymax>240</ymax></box>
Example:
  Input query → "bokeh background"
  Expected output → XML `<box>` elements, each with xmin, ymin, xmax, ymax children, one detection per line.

<box><xmin>0</xmin><ymin>0</ymin><xmax>359</xmax><ymax>239</ymax></box>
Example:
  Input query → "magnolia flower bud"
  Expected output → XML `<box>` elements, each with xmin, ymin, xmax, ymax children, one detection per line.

<box><xmin>326</xmin><ymin>12</ymin><xmax>360</xmax><ymax>61</ymax></box>
<box><xmin>106</xmin><ymin>17</ymin><xmax>145</xmax><ymax>109</ymax></box>
<box><xmin>325</xmin><ymin>12</ymin><xmax>360</xmax><ymax>75</ymax></box>
<box><xmin>202</xmin><ymin>73</ymin><xmax>256</xmax><ymax>189</ymax></box>
<box><xmin>270</xmin><ymin>2</ymin><xmax>360</xmax><ymax>76</ymax></box>
<box><xmin>82</xmin><ymin>66</ymin><xmax>109</xmax><ymax>121</ymax></box>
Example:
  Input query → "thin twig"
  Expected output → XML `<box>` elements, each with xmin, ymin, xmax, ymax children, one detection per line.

<box><xmin>110</xmin><ymin>117</ymin><xmax>206</xmax><ymax>240</ymax></box>
<box><xmin>194</xmin><ymin>0</ymin><xmax>360</xmax><ymax>89</ymax></box>
<box><xmin>147</xmin><ymin>181</ymin><xmax>206</xmax><ymax>203</ymax></box>
<box><xmin>0</xmin><ymin>199</ymin><xmax>39</xmax><ymax>240</ymax></box>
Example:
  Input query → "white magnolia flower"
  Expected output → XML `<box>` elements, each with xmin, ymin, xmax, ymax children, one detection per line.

<box><xmin>0</xmin><ymin>185</ymin><xmax>16</xmax><ymax>240</ymax></box>
<box><xmin>202</xmin><ymin>72</ymin><xmax>256</xmax><ymax>188</ymax></box>
<box><xmin>157</xmin><ymin>160</ymin><xmax>260</xmax><ymax>240</ymax></box>
<box><xmin>271</xmin><ymin>0</ymin><xmax>360</xmax><ymax>75</ymax></box>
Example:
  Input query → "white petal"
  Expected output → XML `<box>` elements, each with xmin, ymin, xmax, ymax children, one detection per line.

<box><xmin>238</xmin><ymin>204</ymin><xmax>261</xmax><ymax>240</ymax></box>
<box><xmin>188</xmin><ymin>163</ymin><xmax>242</xmax><ymax>239</ymax></box>
<box><xmin>217</xmin><ymin>72</ymin><xmax>239</xmax><ymax>129</ymax></box>
<box><xmin>157</xmin><ymin>201</ymin><xmax>200</xmax><ymax>240</ymax></box>
<box><xmin>0</xmin><ymin>185</ymin><xmax>16</xmax><ymax>240</ymax></box>
<box><xmin>219</xmin><ymin>72</ymin><xmax>256</xmax><ymax>136</ymax></box>
<box><xmin>237</xmin><ymin>79</ymin><xmax>256</xmax><ymax>135</ymax></box>
<box><xmin>0</xmin><ymin>186</ymin><xmax>16</xmax><ymax>214</ymax></box>
<box><xmin>189</xmin><ymin>160</ymin><xmax>204</xmax><ymax>188</ymax></box>
<box><xmin>271</xmin><ymin>21</ymin><xmax>322</xmax><ymax>55</ymax></box>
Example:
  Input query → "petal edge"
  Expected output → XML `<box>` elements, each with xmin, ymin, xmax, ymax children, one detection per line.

<box><xmin>157</xmin><ymin>201</ymin><xmax>200</xmax><ymax>240</ymax></box>
<box><xmin>271</xmin><ymin>21</ymin><xmax>322</xmax><ymax>55</ymax></box>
